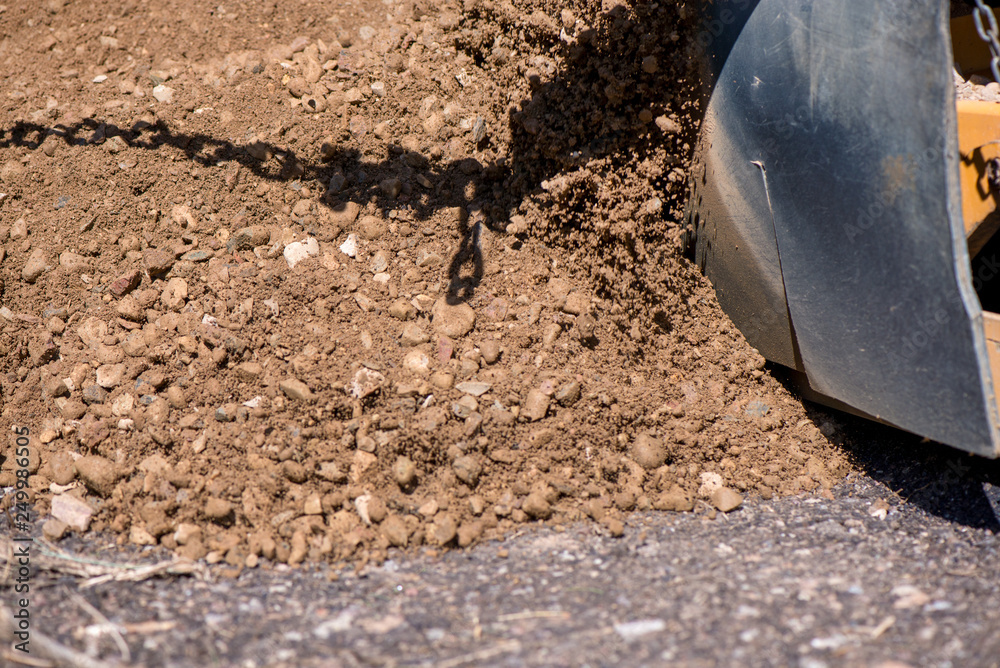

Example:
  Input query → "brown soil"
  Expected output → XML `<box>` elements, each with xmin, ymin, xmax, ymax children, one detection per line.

<box><xmin>0</xmin><ymin>0</ymin><xmax>849</xmax><ymax>570</ymax></box>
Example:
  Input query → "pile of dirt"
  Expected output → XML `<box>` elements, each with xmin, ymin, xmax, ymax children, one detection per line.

<box><xmin>0</xmin><ymin>0</ymin><xmax>849</xmax><ymax>569</ymax></box>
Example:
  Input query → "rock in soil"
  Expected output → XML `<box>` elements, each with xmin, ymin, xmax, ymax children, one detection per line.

<box><xmin>73</xmin><ymin>456</ymin><xmax>119</xmax><ymax>497</ymax></box>
<box><xmin>50</xmin><ymin>494</ymin><xmax>94</xmax><ymax>531</ymax></box>
<box><xmin>432</xmin><ymin>298</ymin><xmax>476</xmax><ymax>337</ymax></box>
<box><xmin>631</xmin><ymin>433</ymin><xmax>667</xmax><ymax>470</ymax></box>
<box><xmin>710</xmin><ymin>487</ymin><xmax>744</xmax><ymax>513</ymax></box>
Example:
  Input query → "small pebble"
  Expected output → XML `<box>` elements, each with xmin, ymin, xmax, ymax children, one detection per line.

<box><xmin>82</xmin><ymin>384</ymin><xmax>109</xmax><ymax>405</ymax></box>
<box><xmin>403</xmin><ymin>349</ymin><xmax>431</xmax><ymax>375</ymax></box>
<box><xmin>655</xmin><ymin>485</ymin><xmax>694</xmax><ymax>512</ymax></box>
<box><xmin>710</xmin><ymin>487</ymin><xmax>744</xmax><ymax>513</ymax></box>
<box><xmin>431</xmin><ymin>514</ymin><xmax>458</xmax><ymax>545</ymax></box>
<box><xmin>522</xmin><ymin>492</ymin><xmax>553</xmax><ymax>519</ymax></box>
<box><xmin>370</xmin><ymin>249</ymin><xmax>390</xmax><ymax>274</ymax></box>
<box><xmin>480</xmin><ymin>339</ymin><xmax>501</xmax><ymax>363</ymax></box>
<box><xmin>42</xmin><ymin>518</ymin><xmax>70</xmax><ymax>541</ymax></box>
<box><xmin>432</xmin><ymin>298</ymin><xmax>476</xmax><ymax>337</ymax></box>
<box><xmin>457</xmin><ymin>521</ymin><xmax>483</xmax><ymax>547</ymax></box>
<box><xmin>401</xmin><ymin>322</ymin><xmax>430</xmax><ymax>347</ymax></box>
<box><xmin>50</xmin><ymin>494</ymin><xmax>94</xmax><ymax>531</ymax></box>
<box><xmin>166</xmin><ymin>386</ymin><xmax>185</xmax><ymax>409</ymax></box>
<box><xmin>631</xmin><ymin>433</ymin><xmax>667</xmax><ymax>470</ymax></box>
<box><xmin>279</xmin><ymin>378</ymin><xmax>315</xmax><ymax>402</ymax></box>
<box><xmin>393</xmin><ymin>457</ymin><xmax>417</xmax><ymax>488</ymax></box>
<box><xmin>115</xmin><ymin>295</ymin><xmax>143</xmax><ymax>321</ymax></box>
<box><xmin>339</xmin><ymin>234</ymin><xmax>358</xmax><ymax>257</ymax></box>
<box><xmin>431</xmin><ymin>371</ymin><xmax>455</xmax><ymax>389</ymax></box>
<box><xmin>382</xmin><ymin>515</ymin><xmax>409</xmax><ymax>546</ymax></box>
<box><xmin>522</xmin><ymin>389</ymin><xmax>550</xmax><ymax>422</ymax></box>
<box><xmin>389</xmin><ymin>299</ymin><xmax>416</xmax><ymax>321</ymax></box>
<box><xmin>358</xmin><ymin>215</ymin><xmax>386</xmax><ymax>239</ymax></box>
<box><xmin>152</xmin><ymin>85</ymin><xmax>175</xmax><ymax>103</ymax></box>
<box><xmin>284</xmin><ymin>237</ymin><xmax>320</xmax><ymax>269</ymax></box>
<box><xmin>22</xmin><ymin>252</ymin><xmax>48</xmax><ymax>283</ymax></box>
<box><xmin>95</xmin><ymin>364</ymin><xmax>125</xmax><ymax>389</ymax></box>
<box><xmin>204</xmin><ymin>498</ymin><xmax>234</xmax><ymax>523</ymax></box>
<box><xmin>160</xmin><ymin>277</ymin><xmax>188</xmax><ymax>310</ymax></box>
<box><xmin>452</xmin><ymin>395</ymin><xmax>477</xmax><ymax>418</ymax></box>
<box><xmin>380</xmin><ymin>177</ymin><xmax>402</xmax><ymax>199</ymax></box>
<box><xmin>452</xmin><ymin>455</ymin><xmax>482</xmax><ymax>486</ymax></box>
<box><xmin>603</xmin><ymin>517</ymin><xmax>625</xmax><ymax>537</ymax></box>
<box><xmin>554</xmin><ymin>380</ymin><xmax>581</xmax><ymax>406</ymax></box>
<box><xmin>74</xmin><ymin>455</ymin><xmax>119</xmax><ymax>497</ymax></box>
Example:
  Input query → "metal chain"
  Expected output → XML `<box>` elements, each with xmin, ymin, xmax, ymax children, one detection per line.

<box><xmin>973</xmin><ymin>0</ymin><xmax>1000</xmax><ymax>83</ymax></box>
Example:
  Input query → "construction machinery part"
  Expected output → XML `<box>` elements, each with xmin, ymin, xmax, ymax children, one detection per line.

<box><xmin>686</xmin><ymin>0</ymin><xmax>1000</xmax><ymax>457</ymax></box>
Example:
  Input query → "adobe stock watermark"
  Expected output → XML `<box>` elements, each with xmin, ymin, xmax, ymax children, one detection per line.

<box><xmin>689</xmin><ymin>0</ymin><xmax>953</xmax><ymax>249</ymax></box>
<box><xmin>972</xmin><ymin>253</ymin><xmax>1000</xmax><ymax>291</ymax></box>
<box><xmin>8</xmin><ymin>426</ymin><xmax>34</xmax><ymax>655</ymax></box>
<box><xmin>887</xmin><ymin>308</ymin><xmax>950</xmax><ymax>373</ymax></box>
<box><xmin>842</xmin><ymin>143</ymin><xmax>949</xmax><ymax>244</ymax></box>
<box><xmin>689</xmin><ymin>0</ymin><xmax>755</xmax><ymax>55</ymax></box>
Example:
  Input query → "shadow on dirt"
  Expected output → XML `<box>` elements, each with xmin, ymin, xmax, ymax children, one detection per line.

<box><xmin>0</xmin><ymin>0</ymin><xmax>703</xmax><ymax>319</ymax></box>
<box><xmin>0</xmin><ymin>115</ymin><xmax>495</xmax><ymax>306</ymax></box>
<box><xmin>788</xmin><ymin>387</ymin><xmax>1000</xmax><ymax>532</ymax></box>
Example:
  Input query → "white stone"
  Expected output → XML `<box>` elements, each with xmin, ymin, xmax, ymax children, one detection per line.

<box><xmin>349</xmin><ymin>367</ymin><xmax>385</xmax><ymax>399</ymax></box>
<box><xmin>339</xmin><ymin>233</ymin><xmax>358</xmax><ymax>258</ymax></box>
<box><xmin>455</xmin><ymin>381</ymin><xmax>491</xmax><ymax>397</ymax></box>
<box><xmin>50</xmin><ymin>494</ymin><xmax>94</xmax><ymax>531</ymax></box>
<box><xmin>283</xmin><ymin>237</ymin><xmax>319</xmax><ymax>268</ymax></box>
<box><xmin>614</xmin><ymin>618</ymin><xmax>666</xmax><ymax>641</ymax></box>
<box><xmin>697</xmin><ymin>471</ymin><xmax>724</xmax><ymax>499</ymax></box>
<box><xmin>403</xmin><ymin>349</ymin><xmax>430</xmax><ymax>375</ymax></box>
<box><xmin>354</xmin><ymin>494</ymin><xmax>373</xmax><ymax>524</ymax></box>
<box><xmin>111</xmin><ymin>392</ymin><xmax>135</xmax><ymax>416</ymax></box>
<box><xmin>152</xmin><ymin>84</ymin><xmax>175</xmax><ymax>103</ymax></box>
<box><xmin>96</xmin><ymin>364</ymin><xmax>125</xmax><ymax>389</ymax></box>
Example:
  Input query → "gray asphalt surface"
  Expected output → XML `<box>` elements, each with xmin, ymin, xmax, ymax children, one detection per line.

<box><xmin>25</xmin><ymin>415</ymin><xmax>1000</xmax><ymax>668</ymax></box>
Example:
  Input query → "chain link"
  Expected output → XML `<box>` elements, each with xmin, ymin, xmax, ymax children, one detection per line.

<box><xmin>973</xmin><ymin>0</ymin><xmax>1000</xmax><ymax>83</ymax></box>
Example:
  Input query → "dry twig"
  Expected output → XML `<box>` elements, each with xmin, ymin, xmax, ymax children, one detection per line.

<box><xmin>1</xmin><ymin>603</ymin><xmax>116</xmax><ymax>668</ymax></box>
<box><xmin>0</xmin><ymin>534</ymin><xmax>207</xmax><ymax>667</ymax></box>
<box><xmin>0</xmin><ymin>535</ymin><xmax>208</xmax><ymax>588</ymax></box>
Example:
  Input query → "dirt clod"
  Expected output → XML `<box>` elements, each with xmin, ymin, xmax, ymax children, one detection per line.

<box><xmin>710</xmin><ymin>487</ymin><xmax>744</xmax><ymax>513</ymax></box>
<box><xmin>452</xmin><ymin>455</ymin><xmax>482</xmax><ymax>487</ymax></box>
<box><xmin>73</xmin><ymin>456</ymin><xmax>118</xmax><ymax>497</ymax></box>
<box><xmin>523</xmin><ymin>492</ymin><xmax>553</xmax><ymax>520</ymax></box>
<box><xmin>432</xmin><ymin>298</ymin><xmax>476</xmax><ymax>337</ymax></box>
<box><xmin>631</xmin><ymin>433</ymin><xmax>668</xmax><ymax>470</ymax></box>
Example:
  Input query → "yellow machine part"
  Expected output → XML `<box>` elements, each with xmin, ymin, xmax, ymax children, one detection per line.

<box><xmin>954</xmin><ymin>11</ymin><xmax>1000</xmax><ymax>433</ymax></box>
<box><xmin>957</xmin><ymin>100</ymin><xmax>1000</xmax><ymax>255</ymax></box>
<box><xmin>953</xmin><ymin>10</ymin><xmax>1000</xmax><ymax>256</ymax></box>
